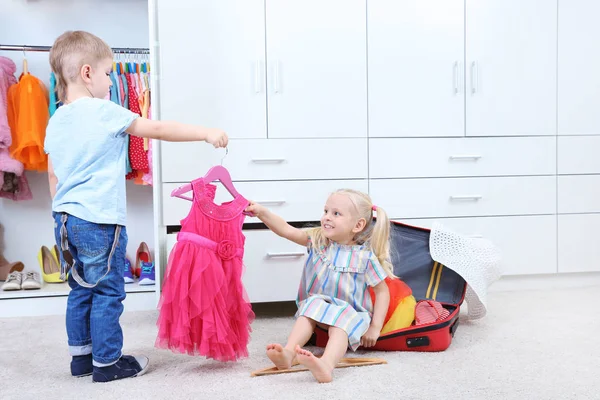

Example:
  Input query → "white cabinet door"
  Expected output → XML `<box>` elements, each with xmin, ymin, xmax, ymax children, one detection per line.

<box><xmin>157</xmin><ymin>0</ymin><xmax>266</xmax><ymax>139</ymax></box>
<box><xmin>558</xmin><ymin>0</ymin><xmax>600</xmax><ymax>135</ymax></box>
<box><xmin>558</xmin><ymin>214</ymin><xmax>600</xmax><ymax>273</ymax></box>
<box><xmin>466</xmin><ymin>0</ymin><xmax>557</xmax><ymax>136</ymax></box>
<box><xmin>368</xmin><ymin>0</ymin><xmax>465</xmax><ymax>138</ymax></box>
<box><xmin>398</xmin><ymin>215</ymin><xmax>557</xmax><ymax>276</ymax></box>
<box><xmin>265</xmin><ymin>0</ymin><xmax>367</xmax><ymax>138</ymax></box>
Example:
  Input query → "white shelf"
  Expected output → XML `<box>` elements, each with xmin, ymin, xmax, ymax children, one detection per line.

<box><xmin>0</xmin><ymin>280</ymin><xmax>155</xmax><ymax>300</ymax></box>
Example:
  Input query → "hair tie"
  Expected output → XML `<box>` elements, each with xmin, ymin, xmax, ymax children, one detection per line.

<box><xmin>372</xmin><ymin>205</ymin><xmax>377</xmax><ymax>212</ymax></box>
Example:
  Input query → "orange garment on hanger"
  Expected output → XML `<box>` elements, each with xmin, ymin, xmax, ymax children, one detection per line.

<box><xmin>7</xmin><ymin>74</ymin><xmax>49</xmax><ymax>172</ymax></box>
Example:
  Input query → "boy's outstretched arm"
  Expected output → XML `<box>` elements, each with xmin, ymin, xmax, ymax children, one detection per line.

<box><xmin>245</xmin><ymin>201</ymin><xmax>309</xmax><ymax>247</ymax></box>
<box><xmin>126</xmin><ymin>118</ymin><xmax>228</xmax><ymax>148</ymax></box>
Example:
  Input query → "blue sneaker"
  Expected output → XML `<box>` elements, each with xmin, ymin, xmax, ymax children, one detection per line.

<box><xmin>124</xmin><ymin>258</ymin><xmax>134</xmax><ymax>284</ymax></box>
<box><xmin>71</xmin><ymin>354</ymin><xmax>93</xmax><ymax>377</ymax></box>
<box><xmin>92</xmin><ymin>355</ymin><xmax>149</xmax><ymax>383</ymax></box>
<box><xmin>138</xmin><ymin>261</ymin><xmax>155</xmax><ymax>286</ymax></box>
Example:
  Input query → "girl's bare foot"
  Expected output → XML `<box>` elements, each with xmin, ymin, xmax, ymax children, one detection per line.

<box><xmin>266</xmin><ymin>343</ymin><xmax>295</xmax><ymax>370</ymax></box>
<box><xmin>295</xmin><ymin>345</ymin><xmax>333</xmax><ymax>383</ymax></box>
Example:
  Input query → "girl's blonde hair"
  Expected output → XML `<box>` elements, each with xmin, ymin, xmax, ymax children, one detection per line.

<box><xmin>49</xmin><ymin>31</ymin><xmax>113</xmax><ymax>103</ymax></box>
<box><xmin>307</xmin><ymin>189</ymin><xmax>394</xmax><ymax>277</ymax></box>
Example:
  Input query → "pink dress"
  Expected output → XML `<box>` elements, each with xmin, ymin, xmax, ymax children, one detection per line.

<box><xmin>156</xmin><ymin>180</ymin><xmax>254</xmax><ymax>361</ymax></box>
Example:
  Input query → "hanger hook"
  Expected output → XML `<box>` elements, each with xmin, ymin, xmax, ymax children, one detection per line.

<box><xmin>221</xmin><ymin>147</ymin><xmax>229</xmax><ymax>166</ymax></box>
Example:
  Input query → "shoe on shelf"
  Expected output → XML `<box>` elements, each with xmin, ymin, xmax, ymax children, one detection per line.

<box><xmin>0</xmin><ymin>260</ymin><xmax>24</xmax><ymax>281</ymax></box>
<box><xmin>124</xmin><ymin>258</ymin><xmax>134</xmax><ymax>284</ymax></box>
<box><xmin>135</xmin><ymin>242</ymin><xmax>152</xmax><ymax>278</ymax></box>
<box><xmin>138</xmin><ymin>262</ymin><xmax>155</xmax><ymax>286</ymax></box>
<box><xmin>21</xmin><ymin>271</ymin><xmax>42</xmax><ymax>290</ymax></box>
<box><xmin>92</xmin><ymin>355</ymin><xmax>149</xmax><ymax>383</ymax></box>
<box><xmin>1</xmin><ymin>271</ymin><xmax>22</xmax><ymax>291</ymax></box>
<box><xmin>38</xmin><ymin>245</ymin><xmax>63</xmax><ymax>283</ymax></box>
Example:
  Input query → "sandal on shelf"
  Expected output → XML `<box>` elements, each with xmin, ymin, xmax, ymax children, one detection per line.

<box><xmin>38</xmin><ymin>245</ymin><xmax>63</xmax><ymax>283</ymax></box>
<box><xmin>135</xmin><ymin>242</ymin><xmax>152</xmax><ymax>278</ymax></box>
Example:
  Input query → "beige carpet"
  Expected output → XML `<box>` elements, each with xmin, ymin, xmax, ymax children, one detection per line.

<box><xmin>1</xmin><ymin>286</ymin><xmax>599</xmax><ymax>400</ymax></box>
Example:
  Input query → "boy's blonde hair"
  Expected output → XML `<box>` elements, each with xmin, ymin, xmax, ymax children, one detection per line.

<box><xmin>49</xmin><ymin>31</ymin><xmax>113</xmax><ymax>102</ymax></box>
<box><xmin>307</xmin><ymin>189</ymin><xmax>394</xmax><ymax>277</ymax></box>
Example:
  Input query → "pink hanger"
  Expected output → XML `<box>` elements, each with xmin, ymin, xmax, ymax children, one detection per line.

<box><xmin>170</xmin><ymin>148</ymin><xmax>252</xmax><ymax>215</ymax></box>
<box><xmin>170</xmin><ymin>165</ymin><xmax>239</xmax><ymax>201</ymax></box>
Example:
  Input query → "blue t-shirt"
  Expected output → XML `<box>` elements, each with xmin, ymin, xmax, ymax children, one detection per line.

<box><xmin>44</xmin><ymin>97</ymin><xmax>139</xmax><ymax>226</ymax></box>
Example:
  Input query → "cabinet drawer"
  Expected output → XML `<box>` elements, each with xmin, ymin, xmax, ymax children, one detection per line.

<box><xmin>558</xmin><ymin>214</ymin><xmax>600</xmax><ymax>273</ymax></box>
<box><xmin>370</xmin><ymin>176</ymin><xmax>556</xmax><ymax>219</ymax></box>
<box><xmin>166</xmin><ymin>231</ymin><xmax>305</xmax><ymax>303</ymax></box>
<box><xmin>558</xmin><ymin>175</ymin><xmax>600</xmax><ymax>214</ymax></box>
<box><xmin>161</xmin><ymin>179</ymin><xmax>368</xmax><ymax>225</ymax></box>
<box><xmin>161</xmin><ymin>139</ymin><xmax>368</xmax><ymax>182</ymax></box>
<box><xmin>397</xmin><ymin>215</ymin><xmax>557</xmax><ymax>276</ymax></box>
<box><xmin>369</xmin><ymin>137</ymin><xmax>556</xmax><ymax>178</ymax></box>
<box><xmin>558</xmin><ymin>136</ymin><xmax>600</xmax><ymax>174</ymax></box>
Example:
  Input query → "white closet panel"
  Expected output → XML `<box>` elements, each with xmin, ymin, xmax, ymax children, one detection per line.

<box><xmin>369</xmin><ymin>136</ymin><xmax>556</xmax><ymax>178</ymax></box>
<box><xmin>368</xmin><ymin>0</ymin><xmax>465</xmax><ymax>138</ymax></box>
<box><xmin>161</xmin><ymin>139</ymin><xmax>368</xmax><ymax>182</ymax></box>
<box><xmin>558</xmin><ymin>175</ymin><xmax>600</xmax><ymax>214</ymax></box>
<box><xmin>558</xmin><ymin>0</ymin><xmax>600</xmax><ymax>135</ymax></box>
<box><xmin>162</xmin><ymin>179</ymin><xmax>368</xmax><ymax>225</ymax></box>
<box><xmin>166</xmin><ymin>231</ymin><xmax>306</xmax><ymax>302</ymax></box>
<box><xmin>398</xmin><ymin>215</ymin><xmax>557</xmax><ymax>275</ymax></box>
<box><xmin>370</xmin><ymin>176</ymin><xmax>556</xmax><ymax>219</ymax></box>
<box><xmin>265</xmin><ymin>0</ymin><xmax>367</xmax><ymax>138</ymax></box>
<box><xmin>465</xmin><ymin>0</ymin><xmax>557</xmax><ymax>136</ymax></box>
<box><xmin>558</xmin><ymin>214</ymin><xmax>600</xmax><ymax>273</ymax></box>
<box><xmin>157</xmin><ymin>0</ymin><xmax>267</xmax><ymax>138</ymax></box>
<box><xmin>557</xmin><ymin>136</ymin><xmax>600</xmax><ymax>175</ymax></box>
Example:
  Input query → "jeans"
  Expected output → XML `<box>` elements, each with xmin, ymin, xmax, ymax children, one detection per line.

<box><xmin>53</xmin><ymin>212</ymin><xmax>127</xmax><ymax>367</ymax></box>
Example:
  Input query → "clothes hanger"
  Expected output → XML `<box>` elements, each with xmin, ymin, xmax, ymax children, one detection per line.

<box><xmin>22</xmin><ymin>49</ymin><xmax>28</xmax><ymax>74</ymax></box>
<box><xmin>170</xmin><ymin>148</ymin><xmax>240</xmax><ymax>201</ymax></box>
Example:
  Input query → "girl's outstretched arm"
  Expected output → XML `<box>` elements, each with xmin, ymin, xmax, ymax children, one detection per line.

<box><xmin>245</xmin><ymin>201</ymin><xmax>309</xmax><ymax>246</ymax></box>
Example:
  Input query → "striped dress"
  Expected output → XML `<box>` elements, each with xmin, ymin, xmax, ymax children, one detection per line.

<box><xmin>296</xmin><ymin>240</ymin><xmax>387</xmax><ymax>350</ymax></box>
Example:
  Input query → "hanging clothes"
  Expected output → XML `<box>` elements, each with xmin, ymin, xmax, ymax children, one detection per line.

<box><xmin>155</xmin><ymin>180</ymin><xmax>254</xmax><ymax>361</ymax></box>
<box><xmin>126</xmin><ymin>72</ymin><xmax>149</xmax><ymax>173</ymax></box>
<box><xmin>0</xmin><ymin>56</ymin><xmax>31</xmax><ymax>201</ymax></box>
<box><xmin>48</xmin><ymin>72</ymin><xmax>61</xmax><ymax>117</ymax></box>
<box><xmin>7</xmin><ymin>72</ymin><xmax>49</xmax><ymax>172</ymax></box>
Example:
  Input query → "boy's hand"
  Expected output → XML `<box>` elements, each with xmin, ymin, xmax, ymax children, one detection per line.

<box><xmin>245</xmin><ymin>201</ymin><xmax>267</xmax><ymax>218</ymax></box>
<box><xmin>205</xmin><ymin>128</ymin><xmax>228</xmax><ymax>148</ymax></box>
<box><xmin>360</xmin><ymin>326</ymin><xmax>381</xmax><ymax>348</ymax></box>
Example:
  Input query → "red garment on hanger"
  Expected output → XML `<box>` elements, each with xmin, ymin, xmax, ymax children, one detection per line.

<box><xmin>156</xmin><ymin>180</ymin><xmax>254</xmax><ymax>361</ymax></box>
<box><xmin>126</xmin><ymin>73</ymin><xmax>148</xmax><ymax>172</ymax></box>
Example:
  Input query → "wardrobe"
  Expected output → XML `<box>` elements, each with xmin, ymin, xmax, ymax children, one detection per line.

<box><xmin>154</xmin><ymin>0</ymin><xmax>600</xmax><ymax>305</ymax></box>
<box><xmin>3</xmin><ymin>0</ymin><xmax>600</xmax><ymax>317</ymax></box>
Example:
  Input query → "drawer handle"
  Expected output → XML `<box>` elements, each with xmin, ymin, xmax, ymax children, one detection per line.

<box><xmin>257</xmin><ymin>200</ymin><xmax>286</xmax><ymax>205</ymax></box>
<box><xmin>251</xmin><ymin>158</ymin><xmax>286</xmax><ymax>164</ymax></box>
<box><xmin>266</xmin><ymin>252</ymin><xmax>305</xmax><ymax>258</ymax></box>
<box><xmin>449</xmin><ymin>155</ymin><xmax>482</xmax><ymax>161</ymax></box>
<box><xmin>449</xmin><ymin>195</ymin><xmax>483</xmax><ymax>201</ymax></box>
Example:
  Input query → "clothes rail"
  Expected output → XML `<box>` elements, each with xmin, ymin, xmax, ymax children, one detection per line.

<box><xmin>0</xmin><ymin>44</ymin><xmax>149</xmax><ymax>54</ymax></box>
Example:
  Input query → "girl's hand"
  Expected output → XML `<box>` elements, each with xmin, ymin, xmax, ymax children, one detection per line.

<box><xmin>245</xmin><ymin>201</ymin><xmax>267</xmax><ymax>219</ymax></box>
<box><xmin>205</xmin><ymin>128</ymin><xmax>228</xmax><ymax>148</ymax></box>
<box><xmin>360</xmin><ymin>326</ymin><xmax>381</xmax><ymax>348</ymax></box>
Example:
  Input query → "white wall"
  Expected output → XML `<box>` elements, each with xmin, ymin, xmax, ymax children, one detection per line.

<box><xmin>0</xmin><ymin>0</ymin><xmax>154</xmax><ymax>271</ymax></box>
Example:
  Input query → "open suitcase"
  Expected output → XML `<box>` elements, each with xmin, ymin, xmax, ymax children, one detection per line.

<box><xmin>311</xmin><ymin>221</ymin><xmax>467</xmax><ymax>352</ymax></box>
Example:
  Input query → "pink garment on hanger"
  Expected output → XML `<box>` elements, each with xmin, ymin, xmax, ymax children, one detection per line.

<box><xmin>156</xmin><ymin>181</ymin><xmax>254</xmax><ymax>361</ymax></box>
<box><xmin>0</xmin><ymin>57</ymin><xmax>31</xmax><ymax>201</ymax></box>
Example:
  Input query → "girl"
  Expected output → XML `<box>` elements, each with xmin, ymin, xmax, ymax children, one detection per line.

<box><xmin>245</xmin><ymin>189</ymin><xmax>392</xmax><ymax>383</ymax></box>
<box><xmin>44</xmin><ymin>30</ymin><xmax>228</xmax><ymax>383</ymax></box>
